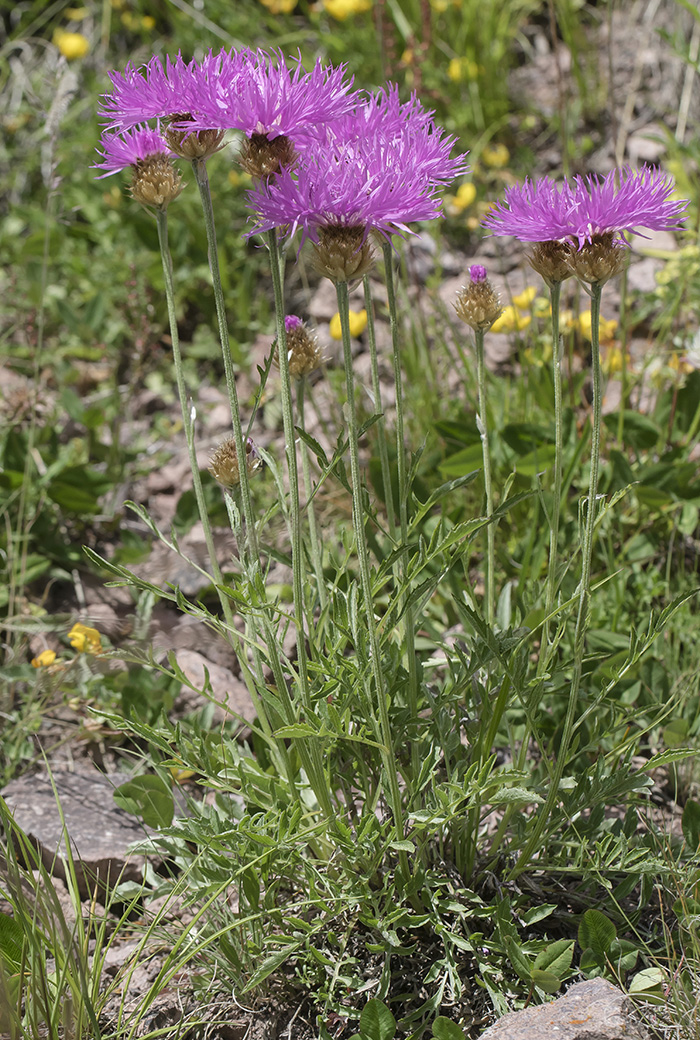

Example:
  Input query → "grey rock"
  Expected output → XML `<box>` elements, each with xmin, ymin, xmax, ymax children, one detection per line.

<box><xmin>1</xmin><ymin>768</ymin><xmax>149</xmax><ymax>902</ymax></box>
<box><xmin>479</xmin><ymin>979</ymin><xmax>649</xmax><ymax>1040</ymax></box>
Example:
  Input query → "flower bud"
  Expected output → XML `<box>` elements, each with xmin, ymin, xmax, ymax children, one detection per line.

<box><xmin>568</xmin><ymin>232</ymin><xmax>628</xmax><ymax>285</ymax></box>
<box><xmin>130</xmin><ymin>154</ymin><xmax>183</xmax><ymax>210</ymax></box>
<box><xmin>312</xmin><ymin>225</ymin><xmax>375</xmax><ymax>282</ymax></box>
<box><xmin>454</xmin><ymin>264</ymin><xmax>503</xmax><ymax>332</ymax></box>
<box><xmin>239</xmin><ymin>133</ymin><xmax>297</xmax><ymax>180</ymax></box>
<box><xmin>277</xmin><ymin>316</ymin><xmax>325</xmax><ymax>378</ymax></box>
<box><xmin>527</xmin><ymin>240</ymin><xmax>574</xmax><ymax>287</ymax></box>
<box><xmin>209</xmin><ymin>437</ymin><xmax>262</xmax><ymax>489</ymax></box>
<box><xmin>164</xmin><ymin>117</ymin><xmax>226</xmax><ymax>160</ymax></box>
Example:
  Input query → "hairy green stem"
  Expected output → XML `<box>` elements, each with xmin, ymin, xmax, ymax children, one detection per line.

<box><xmin>475</xmin><ymin>328</ymin><xmax>495</xmax><ymax>626</ymax></box>
<box><xmin>156</xmin><ymin>210</ymin><xmax>229</xmax><ymax>611</ymax></box>
<box><xmin>266</xmin><ymin>230</ymin><xmax>332</xmax><ymax>819</ymax></box>
<box><xmin>191</xmin><ymin>159</ymin><xmax>258</xmax><ymax>563</ymax></box>
<box><xmin>363</xmin><ymin>274</ymin><xmax>396</xmax><ymax>541</ymax></box>
<box><xmin>382</xmin><ymin>241</ymin><xmax>420</xmax><ymax>783</ymax></box>
<box><xmin>336</xmin><ymin>277</ymin><xmax>407</xmax><ymax>856</ymax></box>
<box><xmin>509</xmin><ymin>282</ymin><xmax>605</xmax><ymax>880</ymax></box>
<box><xmin>540</xmin><ymin>280</ymin><xmax>563</xmax><ymax>665</ymax></box>
<box><xmin>297</xmin><ymin>377</ymin><xmax>328</xmax><ymax>613</ymax></box>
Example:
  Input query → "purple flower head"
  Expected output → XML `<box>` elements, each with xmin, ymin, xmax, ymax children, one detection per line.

<box><xmin>483</xmin><ymin>166</ymin><xmax>687</xmax><ymax>247</ymax></box>
<box><xmin>469</xmin><ymin>264</ymin><xmax>487</xmax><ymax>283</ymax></box>
<box><xmin>323</xmin><ymin>85</ymin><xmax>469</xmax><ymax>185</ymax></box>
<box><xmin>93</xmin><ymin>125</ymin><xmax>174</xmax><ymax>176</ymax></box>
<box><xmin>246</xmin><ymin>85</ymin><xmax>466</xmax><ymax>246</ymax></box>
<box><xmin>284</xmin><ymin>314</ymin><xmax>303</xmax><ymax>332</ymax></box>
<box><xmin>184</xmin><ymin>50</ymin><xmax>356</xmax><ymax>142</ymax></box>
<box><xmin>99</xmin><ymin>50</ymin><xmax>243</xmax><ymax>130</ymax></box>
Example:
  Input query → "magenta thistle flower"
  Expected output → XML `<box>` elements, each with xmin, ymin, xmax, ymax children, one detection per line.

<box><xmin>93</xmin><ymin>125</ymin><xmax>174</xmax><ymax>176</ymax></box>
<box><xmin>482</xmin><ymin>166</ymin><xmax>687</xmax><ymax>247</ymax></box>
<box><xmin>183</xmin><ymin>50</ymin><xmax>356</xmax><ymax>142</ymax></box>
<box><xmin>247</xmin><ymin>85</ymin><xmax>466</xmax><ymax>246</ymax></box>
<box><xmin>99</xmin><ymin>50</ymin><xmax>243</xmax><ymax>130</ymax></box>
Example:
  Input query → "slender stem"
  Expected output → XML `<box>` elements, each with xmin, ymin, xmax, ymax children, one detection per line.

<box><xmin>266</xmin><ymin>230</ymin><xmax>332</xmax><ymax>819</ymax></box>
<box><xmin>509</xmin><ymin>282</ymin><xmax>605</xmax><ymax>881</ymax></box>
<box><xmin>540</xmin><ymin>280</ymin><xmax>563</xmax><ymax>664</ymax></box>
<box><xmin>156</xmin><ymin>209</ymin><xmax>229</xmax><ymax>611</ymax></box>
<box><xmin>336</xmin><ymin>278</ymin><xmax>407</xmax><ymax>855</ymax></box>
<box><xmin>363</xmin><ymin>274</ymin><xmax>396</xmax><ymax>541</ymax></box>
<box><xmin>191</xmin><ymin>159</ymin><xmax>258</xmax><ymax>563</ymax></box>
<box><xmin>297</xmin><ymin>377</ymin><xmax>328</xmax><ymax>613</ymax></box>
<box><xmin>382</xmin><ymin>242</ymin><xmax>420</xmax><ymax>783</ymax></box>
<box><xmin>616</xmin><ymin>265</ymin><xmax>628</xmax><ymax>446</ymax></box>
<box><xmin>475</xmin><ymin>328</ymin><xmax>495</xmax><ymax>626</ymax></box>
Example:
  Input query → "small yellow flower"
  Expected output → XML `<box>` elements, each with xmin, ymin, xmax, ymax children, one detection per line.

<box><xmin>577</xmin><ymin>311</ymin><xmax>618</xmax><ymax>345</ymax></box>
<box><xmin>68</xmin><ymin>622</ymin><xmax>102</xmax><ymax>654</ymax></box>
<box><xmin>451</xmin><ymin>182</ymin><xmax>477</xmax><ymax>213</ymax></box>
<box><xmin>142</xmin><ymin>15</ymin><xmax>156</xmax><ymax>28</ymax></box>
<box><xmin>669</xmin><ymin>353</ymin><xmax>694</xmax><ymax>375</ymax></box>
<box><xmin>532</xmin><ymin>296</ymin><xmax>551</xmax><ymax>318</ymax></box>
<box><xmin>330</xmin><ymin>309</ymin><xmax>368</xmax><ymax>339</ymax></box>
<box><xmin>512</xmin><ymin>286</ymin><xmax>538</xmax><ymax>311</ymax></box>
<box><xmin>490</xmin><ymin>305</ymin><xmax>531</xmax><ymax>334</ymax></box>
<box><xmin>559</xmin><ymin>309</ymin><xmax>576</xmax><ymax>334</ymax></box>
<box><xmin>431</xmin><ymin>0</ymin><xmax>450</xmax><ymax>10</ymax></box>
<box><xmin>401</xmin><ymin>48</ymin><xmax>414</xmax><ymax>65</ymax></box>
<box><xmin>53</xmin><ymin>30</ymin><xmax>90</xmax><ymax>60</ymax></box>
<box><xmin>260</xmin><ymin>0</ymin><xmax>298</xmax><ymax>10</ymax></box>
<box><xmin>32</xmin><ymin>649</ymin><xmax>57</xmax><ymax>668</ymax></box>
<box><xmin>481</xmin><ymin>143</ymin><xmax>510</xmax><ymax>169</ymax></box>
<box><xmin>600</xmin><ymin>345</ymin><xmax>629</xmax><ymax>375</ymax></box>
<box><xmin>447</xmin><ymin>57</ymin><xmax>479</xmax><ymax>82</ymax></box>
<box><xmin>65</xmin><ymin>6</ymin><xmax>89</xmax><ymax>18</ymax></box>
<box><xmin>323</xmin><ymin>0</ymin><xmax>371</xmax><ymax>18</ymax></box>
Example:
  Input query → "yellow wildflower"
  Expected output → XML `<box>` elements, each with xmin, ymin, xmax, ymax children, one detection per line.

<box><xmin>142</xmin><ymin>15</ymin><xmax>156</xmax><ymax>28</ymax></box>
<box><xmin>32</xmin><ymin>649</ymin><xmax>57</xmax><ymax>668</ymax></box>
<box><xmin>330</xmin><ymin>309</ymin><xmax>368</xmax><ymax>340</ymax></box>
<box><xmin>401</xmin><ymin>48</ymin><xmax>414</xmax><ymax>65</ymax></box>
<box><xmin>53</xmin><ymin>30</ymin><xmax>90</xmax><ymax>59</ymax></box>
<box><xmin>512</xmin><ymin>286</ymin><xmax>538</xmax><ymax>311</ymax></box>
<box><xmin>490</xmin><ymin>305</ymin><xmax>531</xmax><ymax>334</ymax></box>
<box><xmin>260</xmin><ymin>0</ymin><xmax>298</xmax><ymax>10</ymax></box>
<box><xmin>600</xmin><ymin>345</ymin><xmax>629</xmax><ymax>375</ymax></box>
<box><xmin>68</xmin><ymin>622</ymin><xmax>102</xmax><ymax>654</ymax></box>
<box><xmin>577</xmin><ymin>311</ymin><xmax>618</xmax><ymax>345</ymax></box>
<box><xmin>447</xmin><ymin>57</ymin><xmax>478</xmax><ymax>82</ymax></box>
<box><xmin>481</xmin><ymin>143</ymin><xmax>510</xmax><ymax>169</ymax></box>
<box><xmin>669</xmin><ymin>353</ymin><xmax>694</xmax><ymax>376</ymax></box>
<box><xmin>532</xmin><ymin>297</ymin><xmax>551</xmax><ymax>318</ymax></box>
<box><xmin>431</xmin><ymin>0</ymin><xmax>450</xmax><ymax>9</ymax></box>
<box><xmin>451</xmin><ymin>182</ymin><xmax>477</xmax><ymax>213</ymax></box>
<box><xmin>66</xmin><ymin>6</ymin><xmax>88</xmax><ymax>18</ymax></box>
<box><xmin>323</xmin><ymin>0</ymin><xmax>371</xmax><ymax>18</ymax></box>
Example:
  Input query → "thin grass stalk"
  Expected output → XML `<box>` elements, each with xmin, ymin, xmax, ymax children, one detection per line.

<box><xmin>155</xmin><ymin>210</ymin><xmax>233</xmax><ymax>622</ymax></box>
<box><xmin>191</xmin><ymin>158</ymin><xmax>258</xmax><ymax>562</ymax></box>
<box><xmin>382</xmin><ymin>240</ymin><xmax>420</xmax><ymax>782</ymax></box>
<box><xmin>265</xmin><ymin>230</ymin><xmax>333</xmax><ymax>819</ymax></box>
<box><xmin>475</xmin><ymin>328</ymin><xmax>495</xmax><ymax>626</ymax></box>
<box><xmin>363</xmin><ymin>273</ymin><xmax>396</xmax><ymax>541</ymax></box>
<box><xmin>297</xmin><ymin>377</ymin><xmax>328</xmax><ymax>613</ymax></box>
<box><xmin>335</xmin><ymin>277</ymin><xmax>408</xmax><ymax>860</ymax></box>
<box><xmin>616</xmin><ymin>265</ymin><xmax>628</xmax><ymax>446</ymax></box>
<box><xmin>509</xmin><ymin>282</ymin><xmax>605</xmax><ymax>880</ymax></box>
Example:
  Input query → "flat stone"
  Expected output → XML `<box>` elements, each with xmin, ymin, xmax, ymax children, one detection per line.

<box><xmin>172</xmin><ymin>648</ymin><xmax>256</xmax><ymax>725</ymax></box>
<box><xmin>1</xmin><ymin>768</ymin><xmax>148</xmax><ymax>902</ymax></box>
<box><xmin>479</xmin><ymin>979</ymin><xmax>649</xmax><ymax>1040</ymax></box>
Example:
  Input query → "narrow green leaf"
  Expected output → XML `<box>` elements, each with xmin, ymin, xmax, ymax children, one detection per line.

<box><xmin>683</xmin><ymin>800</ymin><xmax>700</xmax><ymax>850</ymax></box>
